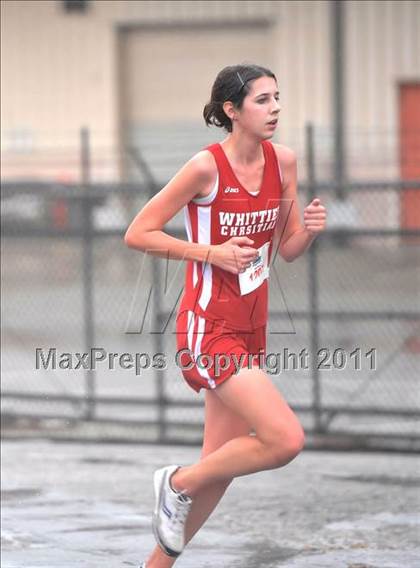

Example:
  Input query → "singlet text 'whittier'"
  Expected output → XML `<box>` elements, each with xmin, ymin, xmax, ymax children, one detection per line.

<box><xmin>219</xmin><ymin>206</ymin><xmax>280</xmax><ymax>237</ymax></box>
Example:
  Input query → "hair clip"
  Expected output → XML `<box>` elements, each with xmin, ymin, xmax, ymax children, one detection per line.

<box><xmin>236</xmin><ymin>72</ymin><xmax>245</xmax><ymax>89</ymax></box>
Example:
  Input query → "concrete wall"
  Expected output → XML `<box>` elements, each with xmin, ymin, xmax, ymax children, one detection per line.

<box><xmin>1</xmin><ymin>0</ymin><xmax>419</xmax><ymax>181</ymax></box>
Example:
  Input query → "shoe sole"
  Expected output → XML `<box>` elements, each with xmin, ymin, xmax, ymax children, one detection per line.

<box><xmin>152</xmin><ymin>467</ymin><xmax>181</xmax><ymax>558</ymax></box>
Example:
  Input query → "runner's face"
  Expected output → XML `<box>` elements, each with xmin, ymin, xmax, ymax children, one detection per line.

<box><xmin>236</xmin><ymin>76</ymin><xmax>281</xmax><ymax>138</ymax></box>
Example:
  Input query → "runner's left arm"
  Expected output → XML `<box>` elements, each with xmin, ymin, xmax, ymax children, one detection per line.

<box><xmin>273</xmin><ymin>145</ymin><xmax>326</xmax><ymax>262</ymax></box>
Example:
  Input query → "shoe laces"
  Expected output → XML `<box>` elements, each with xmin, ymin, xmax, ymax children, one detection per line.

<box><xmin>171</xmin><ymin>493</ymin><xmax>192</xmax><ymax>528</ymax></box>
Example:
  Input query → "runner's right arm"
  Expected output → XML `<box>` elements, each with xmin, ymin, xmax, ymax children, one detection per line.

<box><xmin>124</xmin><ymin>152</ymin><xmax>258</xmax><ymax>274</ymax></box>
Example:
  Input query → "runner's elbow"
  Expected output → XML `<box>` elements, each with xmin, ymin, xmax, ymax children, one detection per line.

<box><xmin>124</xmin><ymin>228</ymin><xmax>146</xmax><ymax>251</ymax></box>
<box><xmin>279</xmin><ymin>247</ymin><xmax>296</xmax><ymax>262</ymax></box>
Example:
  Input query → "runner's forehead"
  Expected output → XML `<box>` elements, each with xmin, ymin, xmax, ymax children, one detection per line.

<box><xmin>247</xmin><ymin>76</ymin><xmax>278</xmax><ymax>97</ymax></box>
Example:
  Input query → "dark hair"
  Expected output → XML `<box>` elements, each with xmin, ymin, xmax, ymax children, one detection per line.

<box><xmin>203</xmin><ymin>63</ymin><xmax>277</xmax><ymax>133</ymax></box>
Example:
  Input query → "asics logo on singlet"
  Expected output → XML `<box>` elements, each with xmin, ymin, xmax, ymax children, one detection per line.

<box><xmin>224</xmin><ymin>186</ymin><xmax>239</xmax><ymax>194</ymax></box>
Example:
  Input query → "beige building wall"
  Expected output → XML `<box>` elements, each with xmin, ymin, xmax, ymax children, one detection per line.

<box><xmin>1</xmin><ymin>0</ymin><xmax>419</xmax><ymax>182</ymax></box>
<box><xmin>345</xmin><ymin>0</ymin><xmax>420</xmax><ymax>178</ymax></box>
<box><xmin>1</xmin><ymin>0</ymin><xmax>117</xmax><ymax>180</ymax></box>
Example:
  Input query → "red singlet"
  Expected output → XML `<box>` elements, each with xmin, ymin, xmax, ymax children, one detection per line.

<box><xmin>178</xmin><ymin>139</ymin><xmax>283</xmax><ymax>331</ymax></box>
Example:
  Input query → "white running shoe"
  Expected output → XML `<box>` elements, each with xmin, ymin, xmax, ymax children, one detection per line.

<box><xmin>152</xmin><ymin>464</ymin><xmax>193</xmax><ymax>557</ymax></box>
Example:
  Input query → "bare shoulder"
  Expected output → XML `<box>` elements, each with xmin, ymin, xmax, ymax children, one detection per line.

<box><xmin>187</xmin><ymin>149</ymin><xmax>218</xmax><ymax>198</ymax></box>
<box><xmin>271</xmin><ymin>143</ymin><xmax>297</xmax><ymax>169</ymax></box>
<box><xmin>189</xmin><ymin>149</ymin><xmax>218</xmax><ymax>178</ymax></box>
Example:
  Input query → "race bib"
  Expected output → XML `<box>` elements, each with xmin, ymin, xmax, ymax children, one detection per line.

<box><xmin>238</xmin><ymin>241</ymin><xmax>270</xmax><ymax>296</ymax></box>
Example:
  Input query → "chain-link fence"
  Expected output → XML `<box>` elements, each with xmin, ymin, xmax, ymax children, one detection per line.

<box><xmin>1</xmin><ymin>126</ymin><xmax>419</xmax><ymax>450</ymax></box>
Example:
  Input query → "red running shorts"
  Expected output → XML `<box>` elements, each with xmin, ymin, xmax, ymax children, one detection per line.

<box><xmin>175</xmin><ymin>309</ymin><xmax>267</xmax><ymax>393</ymax></box>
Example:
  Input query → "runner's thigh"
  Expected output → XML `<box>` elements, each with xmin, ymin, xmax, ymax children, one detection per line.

<box><xmin>201</xmin><ymin>389</ymin><xmax>251</xmax><ymax>459</ymax></box>
<box><xmin>214</xmin><ymin>367</ymin><xmax>305</xmax><ymax>449</ymax></box>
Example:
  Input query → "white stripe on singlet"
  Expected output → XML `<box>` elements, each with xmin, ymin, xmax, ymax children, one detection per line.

<box><xmin>183</xmin><ymin>206</ymin><xmax>198</xmax><ymax>287</ymax></box>
<box><xmin>196</xmin><ymin>205</ymin><xmax>213</xmax><ymax>310</ymax></box>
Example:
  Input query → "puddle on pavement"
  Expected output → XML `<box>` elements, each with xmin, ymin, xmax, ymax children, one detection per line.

<box><xmin>323</xmin><ymin>474</ymin><xmax>420</xmax><ymax>487</ymax></box>
<box><xmin>1</xmin><ymin>488</ymin><xmax>42</xmax><ymax>501</ymax></box>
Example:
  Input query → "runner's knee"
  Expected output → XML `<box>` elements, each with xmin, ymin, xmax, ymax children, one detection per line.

<box><xmin>263</xmin><ymin>423</ymin><xmax>305</xmax><ymax>467</ymax></box>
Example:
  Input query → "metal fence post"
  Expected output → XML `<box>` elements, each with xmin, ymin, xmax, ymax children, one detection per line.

<box><xmin>80</xmin><ymin>127</ymin><xmax>95</xmax><ymax>420</ymax></box>
<box><xmin>305</xmin><ymin>123</ymin><xmax>323</xmax><ymax>433</ymax></box>
<box><xmin>126</xmin><ymin>146</ymin><xmax>167</xmax><ymax>442</ymax></box>
<box><xmin>152</xmin><ymin>256</ymin><xmax>167</xmax><ymax>443</ymax></box>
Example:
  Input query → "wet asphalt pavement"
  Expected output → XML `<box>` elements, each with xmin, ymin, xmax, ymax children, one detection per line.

<box><xmin>1</xmin><ymin>439</ymin><xmax>419</xmax><ymax>568</ymax></box>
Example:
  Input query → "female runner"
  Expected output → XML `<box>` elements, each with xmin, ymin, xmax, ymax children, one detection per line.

<box><xmin>124</xmin><ymin>63</ymin><xmax>327</xmax><ymax>568</ymax></box>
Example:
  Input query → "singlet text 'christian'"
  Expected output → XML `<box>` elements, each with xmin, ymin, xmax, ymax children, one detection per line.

<box><xmin>219</xmin><ymin>206</ymin><xmax>280</xmax><ymax>237</ymax></box>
